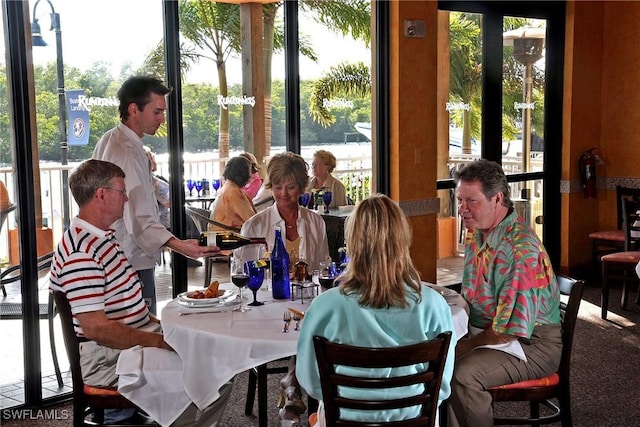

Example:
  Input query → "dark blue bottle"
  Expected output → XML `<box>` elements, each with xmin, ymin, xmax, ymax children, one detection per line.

<box><xmin>271</xmin><ymin>226</ymin><xmax>290</xmax><ymax>299</ymax></box>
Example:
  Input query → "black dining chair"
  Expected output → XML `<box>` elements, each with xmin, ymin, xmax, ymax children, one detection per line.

<box><xmin>488</xmin><ymin>275</ymin><xmax>585</xmax><ymax>426</ymax></box>
<box><xmin>184</xmin><ymin>205</ymin><xmax>239</xmax><ymax>287</ymax></box>
<box><xmin>0</xmin><ymin>252</ymin><xmax>63</xmax><ymax>388</ymax></box>
<box><xmin>52</xmin><ymin>291</ymin><xmax>159</xmax><ymax>427</ymax></box>
<box><xmin>600</xmin><ymin>196</ymin><xmax>640</xmax><ymax>320</ymax></box>
<box><xmin>312</xmin><ymin>332</ymin><xmax>452</xmax><ymax>427</ymax></box>
<box><xmin>589</xmin><ymin>186</ymin><xmax>640</xmax><ymax>281</ymax></box>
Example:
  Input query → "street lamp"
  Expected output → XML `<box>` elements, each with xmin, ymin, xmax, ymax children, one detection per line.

<box><xmin>503</xmin><ymin>27</ymin><xmax>545</xmax><ymax>176</ymax></box>
<box><xmin>31</xmin><ymin>0</ymin><xmax>70</xmax><ymax>230</ymax></box>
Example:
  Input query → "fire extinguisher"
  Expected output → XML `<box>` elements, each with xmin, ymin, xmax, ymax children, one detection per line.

<box><xmin>579</xmin><ymin>148</ymin><xmax>597</xmax><ymax>198</ymax></box>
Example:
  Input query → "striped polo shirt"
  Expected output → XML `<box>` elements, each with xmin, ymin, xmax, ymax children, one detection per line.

<box><xmin>50</xmin><ymin>217</ymin><xmax>150</xmax><ymax>337</ymax></box>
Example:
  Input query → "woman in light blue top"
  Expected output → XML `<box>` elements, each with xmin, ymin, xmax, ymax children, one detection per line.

<box><xmin>296</xmin><ymin>194</ymin><xmax>456</xmax><ymax>425</ymax></box>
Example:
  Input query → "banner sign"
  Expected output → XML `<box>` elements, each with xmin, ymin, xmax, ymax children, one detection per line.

<box><xmin>66</xmin><ymin>89</ymin><xmax>90</xmax><ymax>146</ymax></box>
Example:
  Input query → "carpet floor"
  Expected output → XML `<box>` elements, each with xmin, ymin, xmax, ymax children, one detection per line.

<box><xmin>2</xmin><ymin>282</ymin><xmax>639</xmax><ymax>427</ymax></box>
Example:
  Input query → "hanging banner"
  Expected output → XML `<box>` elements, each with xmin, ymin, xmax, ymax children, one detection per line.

<box><xmin>66</xmin><ymin>89</ymin><xmax>90</xmax><ymax>146</ymax></box>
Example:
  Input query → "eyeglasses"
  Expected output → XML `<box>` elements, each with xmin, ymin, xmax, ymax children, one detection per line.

<box><xmin>101</xmin><ymin>187</ymin><xmax>127</xmax><ymax>197</ymax></box>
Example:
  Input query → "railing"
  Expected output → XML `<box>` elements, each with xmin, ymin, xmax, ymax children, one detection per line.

<box><xmin>0</xmin><ymin>151</ymin><xmax>373</xmax><ymax>264</ymax></box>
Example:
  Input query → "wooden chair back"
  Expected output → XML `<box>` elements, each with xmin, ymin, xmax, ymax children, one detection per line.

<box><xmin>615</xmin><ymin>186</ymin><xmax>640</xmax><ymax>229</ymax></box>
<box><xmin>313</xmin><ymin>331</ymin><xmax>452</xmax><ymax>427</ymax></box>
<box><xmin>621</xmin><ymin>196</ymin><xmax>640</xmax><ymax>251</ymax></box>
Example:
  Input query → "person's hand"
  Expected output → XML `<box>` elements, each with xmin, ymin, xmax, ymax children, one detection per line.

<box><xmin>165</xmin><ymin>237</ymin><xmax>221</xmax><ymax>259</ymax></box>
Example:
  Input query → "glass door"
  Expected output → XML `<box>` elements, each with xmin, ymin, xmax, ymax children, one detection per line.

<box><xmin>437</xmin><ymin>1</ymin><xmax>565</xmax><ymax>282</ymax></box>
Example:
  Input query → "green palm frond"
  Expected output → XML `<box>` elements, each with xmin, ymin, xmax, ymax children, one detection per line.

<box><xmin>309</xmin><ymin>62</ymin><xmax>371</xmax><ymax>127</ymax></box>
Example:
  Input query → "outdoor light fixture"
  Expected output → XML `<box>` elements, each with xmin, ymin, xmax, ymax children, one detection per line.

<box><xmin>503</xmin><ymin>26</ymin><xmax>546</xmax><ymax>176</ymax></box>
<box><xmin>31</xmin><ymin>0</ymin><xmax>70</xmax><ymax>230</ymax></box>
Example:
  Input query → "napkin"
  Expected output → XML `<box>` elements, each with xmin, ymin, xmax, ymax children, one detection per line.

<box><xmin>117</xmin><ymin>346</ymin><xmax>191</xmax><ymax>427</ymax></box>
<box><xmin>468</xmin><ymin>326</ymin><xmax>527</xmax><ymax>361</ymax></box>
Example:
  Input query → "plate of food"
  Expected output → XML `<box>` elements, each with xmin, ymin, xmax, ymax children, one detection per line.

<box><xmin>177</xmin><ymin>281</ymin><xmax>235</xmax><ymax>306</ymax></box>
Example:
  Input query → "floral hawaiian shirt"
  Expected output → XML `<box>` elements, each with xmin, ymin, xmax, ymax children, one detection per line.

<box><xmin>461</xmin><ymin>210</ymin><xmax>560</xmax><ymax>338</ymax></box>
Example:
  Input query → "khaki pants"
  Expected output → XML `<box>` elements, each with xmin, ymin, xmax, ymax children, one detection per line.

<box><xmin>170</xmin><ymin>380</ymin><xmax>234</xmax><ymax>427</ymax></box>
<box><xmin>447</xmin><ymin>323</ymin><xmax>562</xmax><ymax>427</ymax></box>
<box><xmin>79</xmin><ymin>322</ymin><xmax>162</xmax><ymax>388</ymax></box>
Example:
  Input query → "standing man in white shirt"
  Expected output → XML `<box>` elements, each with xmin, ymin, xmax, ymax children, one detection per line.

<box><xmin>93</xmin><ymin>76</ymin><xmax>220</xmax><ymax>313</ymax></box>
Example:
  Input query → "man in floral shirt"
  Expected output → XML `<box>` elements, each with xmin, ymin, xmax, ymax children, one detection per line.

<box><xmin>447</xmin><ymin>159</ymin><xmax>561</xmax><ymax>427</ymax></box>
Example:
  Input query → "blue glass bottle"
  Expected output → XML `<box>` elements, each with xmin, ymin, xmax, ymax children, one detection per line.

<box><xmin>271</xmin><ymin>226</ymin><xmax>290</xmax><ymax>299</ymax></box>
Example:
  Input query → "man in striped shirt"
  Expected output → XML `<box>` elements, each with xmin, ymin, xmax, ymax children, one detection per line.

<box><xmin>50</xmin><ymin>159</ymin><xmax>231</xmax><ymax>425</ymax></box>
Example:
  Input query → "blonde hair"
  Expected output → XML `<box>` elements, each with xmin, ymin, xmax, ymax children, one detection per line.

<box><xmin>264</xmin><ymin>152</ymin><xmax>309</xmax><ymax>192</ymax></box>
<box><xmin>239</xmin><ymin>152</ymin><xmax>260</xmax><ymax>174</ymax></box>
<box><xmin>313</xmin><ymin>150</ymin><xmax>337</xmax><ymax>173</ymax></box>
<box><xmin>340</xmin><ymin>194</ymin><xmax>422</xmax><ymax>308</ymax></box>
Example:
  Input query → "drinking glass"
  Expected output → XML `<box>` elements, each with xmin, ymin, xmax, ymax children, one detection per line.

<box><xmin>186</xmin><ymin>179</ymin><xmax>196</xmax><ymax>196</ymax></box>
<box><xmin>194</xmin><ymin>180</ymin><xmax>203</xmax><ymax>197</ymax></box>
<box><xmin>322</xmin><ymin>191</ymin><xmax>333</xmax><ymax>213</ymax></box>
<box><xmin>318</xmin><ymin>261</ymin><xmax>338</xmax><ymax>289</ymax></box>
<box><xmin>245</xmin><ymin>260</ymin><xmax>265</xmax><ymax>306</ymax></box>
<box><xmin>230</xmin><ymin>258</ymin><xmax>250</xmax><ymax>312</ymax></box>
<box><xmin>258</xmin><ymin>245</ymin><xmax>271</xmax><ymax>292</ymax></box>
<box><xmin>299</xmin><ymin>192</ymin><xmax>311</xmax><ymax>208</ymax></box>
<box><xmin>212</xmin><ymin>178</ymin><xmax>221</xmax><ymax>195</ymax></box>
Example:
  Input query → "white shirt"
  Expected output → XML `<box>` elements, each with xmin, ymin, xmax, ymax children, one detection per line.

<box><xmin>235</xmin><ymin>204</ymin><xmax>330</xmax><ymax>270</ymax></box>
<box><xmin>93</xmin><ymin>122</ymin><xmax>173</xmax><ymax>270</ymax></box>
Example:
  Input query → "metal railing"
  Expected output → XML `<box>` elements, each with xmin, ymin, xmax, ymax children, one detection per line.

<box><xmin>0</xmin><ymin>152</ymin><xmax>373</xmax><ymax>264</ymax></box>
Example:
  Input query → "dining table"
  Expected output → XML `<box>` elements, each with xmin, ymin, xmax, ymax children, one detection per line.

<box><xmin>116</xmin><ymin>282</ymin><xmax>469</xmax><ymax>427</ymax></box>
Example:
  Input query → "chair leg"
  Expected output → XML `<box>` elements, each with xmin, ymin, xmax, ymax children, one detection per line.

<box><xmin>1</xmin><ymin>283</ymin><xmax>6</xmax><ymax>298</ymax></box>
<box><xmin>591</xmin><ymin>241</ymin><xmax>599</xmax><ymax>283</ymax></box>
<box><xmin>48</xmin><ymin>295</ymin><xmax>63</xmax><ymax>388</ymax></box>
<box><xmin>601</xmin><ymin>261</ymin><xmax>610</xmax><ymax>320</ymax></box>
<box><xmin>621</xmin><ymin>273</ymin><xmax>629</xmax><ymax>310</ymax></box>
<box><xmin>530</xmin><ymin>401</ymin><xmax>541</xmax><ymax>426</ymax></box>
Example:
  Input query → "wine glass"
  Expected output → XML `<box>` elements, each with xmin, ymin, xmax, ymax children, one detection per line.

<box><xmin>186</xmin><ymin>179</ymin><xmax>196</xmax><ymax>197</ymax></box>
<box><xmin>299</xmin><ymin>192</ymin><xmax>311</xmax><ymax>208</ymax></box>
<box><xmin>245</xmin><ymin>260</ymin><xmax>265</xmax><ymax>306</ymax></box>
<box><xmin>194</xmin><ymin>180</ymin><xmax>203</xmax><ymax>197</ymax></box>
<box><xmin>212</xmin><ymin>178</ymin><xmax>221</xmax><ymax>196</ymax></box>
<box><xmin>258</xmin><ymin>245</ymin><xmax>271</xmax><ymax>292</ymax></box>
<box><xmin>231</xmin><ymin>258</ymin><xmax>250</xmax><ymax>312</ymax></box>
<box><xmin>318</xmin><ymin>261</ymin><xmax>338</xmax><ymax>290</ymax></box>
<box><xmin>322</xmin><ymin>191</ymin><xmax>333</xmax><ymax>213</ymax></box>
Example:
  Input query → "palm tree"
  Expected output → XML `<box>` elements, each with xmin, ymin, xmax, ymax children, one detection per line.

<box><xmin>144</xmin><ymin>0</ymin><xmax>371</xmax><ymax>160</ymax></box>
<box><xmin>178</xmin><ymin>0</ymin><xmax>241</xmax><ymax>160</ymax></box>
<box><xmin>308</xmin><ymin>62</ymin><xmax>371</xmax><ymax>128</ymax></box>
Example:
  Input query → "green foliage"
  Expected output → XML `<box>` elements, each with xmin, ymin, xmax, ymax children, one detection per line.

<box><xmin>308</xmin><ymin>62</ymin><xmax>371</xmax><ymax>127</ymax></box>
<box><xmin>0</xmin><ymin>59</ymin><xmax>371</xmax><ymax>164</ymax></box>
<box><xmin>448</xmin><ymin>13</ymin><xmax>546</xmax><ymax>144</ymax></box>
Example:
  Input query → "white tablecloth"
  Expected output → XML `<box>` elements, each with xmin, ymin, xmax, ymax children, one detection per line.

<box><xmin>117</xmin><ymin>283</ymin><xmax>469</xmax><ymax>426</ymax></box>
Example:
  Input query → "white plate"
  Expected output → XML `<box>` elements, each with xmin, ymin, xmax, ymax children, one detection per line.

<box><xmin>177</xmin><ymin>289</ymin><xmax>234</xmax><ymax>306</ymax></box>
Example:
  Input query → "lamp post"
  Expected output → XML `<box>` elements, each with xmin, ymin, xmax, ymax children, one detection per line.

<box><xmin>31</xmin><ymin>0</ymin><xmax>70</xmax><ymax>230</ymax></box>
<box><xmin>503</xmin><ymin>27</ymin><xmax>545</xmax><ymax>177</ymax></box>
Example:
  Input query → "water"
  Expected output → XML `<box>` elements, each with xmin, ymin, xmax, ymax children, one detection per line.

<box><xmin>155</xmin><ymin>142</ymin><xmax>373</xmax><ymax>182</ymax></box>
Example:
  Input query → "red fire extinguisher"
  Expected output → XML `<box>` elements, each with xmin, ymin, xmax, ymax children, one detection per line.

<box><xmin>579</xmin><ymin>148</ymin><xmax>597</xmax><ymax>198</ymax></box>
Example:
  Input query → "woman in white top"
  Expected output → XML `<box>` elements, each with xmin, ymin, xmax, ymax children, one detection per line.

<box><xmin>235</xmin><ymin>152</ymin><xmax>330</xmax><ymax>427</ymax></box>
<box><xmin>306</xmin><ymin>149</ymin><xmax>348</xmax><ymax>208</ymax></box>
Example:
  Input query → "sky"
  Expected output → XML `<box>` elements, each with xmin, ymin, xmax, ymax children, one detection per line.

<box><xmin>23</xmin><ymin>0</ymin><xmax>370</xmax><ymax>86</ymax></box>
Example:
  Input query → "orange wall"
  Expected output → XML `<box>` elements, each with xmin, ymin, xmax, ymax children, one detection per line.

<box><xmin>562</xmin><ymin>1</ymin><xmax>640</xmax><ymax>271</ymax></box>
<box><xmin>388</xmin><ymin>1</ymin><xmax>640</xmax><ymax>275</ymax></box>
